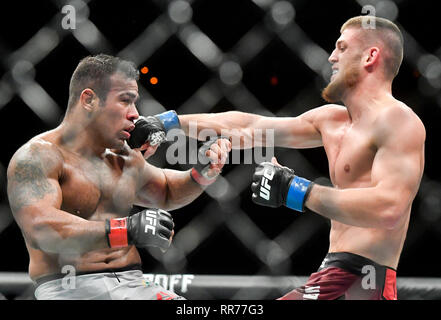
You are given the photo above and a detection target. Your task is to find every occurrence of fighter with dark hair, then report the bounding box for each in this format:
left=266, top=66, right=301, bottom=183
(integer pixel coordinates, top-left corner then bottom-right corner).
left=7, top=54, right=231, bottom=300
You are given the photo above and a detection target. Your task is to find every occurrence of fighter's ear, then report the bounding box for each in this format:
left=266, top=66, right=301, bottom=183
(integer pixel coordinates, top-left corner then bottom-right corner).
left=364, top=47, right=380, bottom=70
left=79, top=88, right=98, bottom=113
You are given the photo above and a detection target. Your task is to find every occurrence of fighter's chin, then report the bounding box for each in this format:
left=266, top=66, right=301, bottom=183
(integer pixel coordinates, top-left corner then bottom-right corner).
left=321, top=80, right=343, bottom=103
left=108, top=139, right=126, bottom=151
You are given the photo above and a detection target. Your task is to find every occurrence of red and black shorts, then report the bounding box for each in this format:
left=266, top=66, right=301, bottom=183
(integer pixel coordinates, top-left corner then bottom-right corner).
left=278, top=252, right=397, bottom=300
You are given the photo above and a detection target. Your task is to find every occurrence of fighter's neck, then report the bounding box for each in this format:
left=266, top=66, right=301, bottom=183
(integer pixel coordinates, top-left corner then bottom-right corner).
left=342, top=81, right=393, bottom=122
left=58, top=120, right=107, bottom=158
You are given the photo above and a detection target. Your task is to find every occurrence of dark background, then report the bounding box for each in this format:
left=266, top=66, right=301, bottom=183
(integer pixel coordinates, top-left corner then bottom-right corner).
left=0, top=0, right=440, bottom=282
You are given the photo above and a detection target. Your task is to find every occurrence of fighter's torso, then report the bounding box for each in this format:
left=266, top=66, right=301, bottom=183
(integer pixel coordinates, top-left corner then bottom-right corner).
left=59, top=147, right=137, bottom=219
left=28, top=130, right=145, bottom=280
left=318, top=107, right=409, bottom=269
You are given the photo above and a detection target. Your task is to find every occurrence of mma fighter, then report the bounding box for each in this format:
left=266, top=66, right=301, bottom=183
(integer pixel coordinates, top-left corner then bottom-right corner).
left=177, top=16, right=425, bottom=300
left=7, top=54, right=231, bottom=300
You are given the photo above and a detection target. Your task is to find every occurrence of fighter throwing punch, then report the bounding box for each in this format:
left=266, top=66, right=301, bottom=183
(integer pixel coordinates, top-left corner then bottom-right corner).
left=177, top=16, right=425, bottom=299
left=6, top=54, right=231, bottom=300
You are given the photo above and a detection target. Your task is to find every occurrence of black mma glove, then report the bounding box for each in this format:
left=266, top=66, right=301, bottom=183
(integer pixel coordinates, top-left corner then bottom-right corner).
left=128, top=110, right=181, bottom=148
left=106, top=208, right=174, bottom=251
left=190, top=136, right=229, bottom=186
left=251, top=161, right=314, bottom=212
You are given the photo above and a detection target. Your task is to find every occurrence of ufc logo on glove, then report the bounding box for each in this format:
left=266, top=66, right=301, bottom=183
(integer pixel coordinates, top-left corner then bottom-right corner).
left=259, top=167, right=275, bottom=200
left=252, top=162, right=313, bottom=212
left=144, top=210, right=158, bottom=235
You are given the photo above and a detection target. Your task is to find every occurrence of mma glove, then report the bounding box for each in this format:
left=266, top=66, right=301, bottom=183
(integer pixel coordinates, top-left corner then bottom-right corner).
left=251, top=162, right=314, bottom=212
left=190, top=136, right=228, bottom=186
left=128, top=110, right=181, bottom=148
left=106, top=208, right=174, bottom=251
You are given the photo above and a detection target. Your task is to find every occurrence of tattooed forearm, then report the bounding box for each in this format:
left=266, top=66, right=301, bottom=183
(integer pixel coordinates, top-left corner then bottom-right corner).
left=8, top=156, right=57, bottom=212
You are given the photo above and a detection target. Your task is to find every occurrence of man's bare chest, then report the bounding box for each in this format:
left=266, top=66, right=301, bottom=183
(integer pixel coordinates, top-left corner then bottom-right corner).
left=59, top=154, right=138, bottom=219
left=322, top=124, right=377, bottom=187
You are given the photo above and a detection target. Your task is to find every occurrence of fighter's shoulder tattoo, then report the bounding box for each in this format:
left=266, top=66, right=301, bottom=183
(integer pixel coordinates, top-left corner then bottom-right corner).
left=7, top=141, right=62, bottom=212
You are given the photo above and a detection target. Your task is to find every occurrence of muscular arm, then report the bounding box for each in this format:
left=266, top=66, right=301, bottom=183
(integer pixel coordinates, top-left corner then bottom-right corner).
left=134, top=163, right=205, bottom=211
left=179, top=106, right=341, bottom=149
left=133, top=137, right=230, bottom=211
left=7, top=141, right=108, bottom=254
left=305, top=108, right=425, bottom=229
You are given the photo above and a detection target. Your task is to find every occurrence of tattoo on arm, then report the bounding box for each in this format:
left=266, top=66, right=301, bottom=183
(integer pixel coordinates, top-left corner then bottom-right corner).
left=8, top=154, right=57, bottom=212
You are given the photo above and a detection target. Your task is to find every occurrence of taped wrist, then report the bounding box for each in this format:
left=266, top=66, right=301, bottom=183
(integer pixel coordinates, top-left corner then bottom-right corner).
left=154, top=110, right=181, bottom=132
left=105, top=218, right=129, bottom=248
left=285, top=177, right=314, bottom=212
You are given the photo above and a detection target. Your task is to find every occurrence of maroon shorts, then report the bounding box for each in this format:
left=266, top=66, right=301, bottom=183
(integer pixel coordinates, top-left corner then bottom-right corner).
left=278, top=252, right=397, bottom=300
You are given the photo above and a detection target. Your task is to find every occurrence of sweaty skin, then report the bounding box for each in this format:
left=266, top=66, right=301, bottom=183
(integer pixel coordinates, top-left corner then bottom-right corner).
left=7, top=73, right=230, bottom=281
left=178, top=27, right=425, bottom=269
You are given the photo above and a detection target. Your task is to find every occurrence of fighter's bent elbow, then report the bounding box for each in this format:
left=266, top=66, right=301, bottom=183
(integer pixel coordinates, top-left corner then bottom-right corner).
left=31, top=219, right=81, bottom=254
left=31, top=220, right=63, bottom=252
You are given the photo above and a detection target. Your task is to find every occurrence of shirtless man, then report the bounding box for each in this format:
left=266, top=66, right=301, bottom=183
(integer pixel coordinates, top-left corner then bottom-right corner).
left=6, top=54, right=231, bottom=300
left=177, top=16, right=425, bottom=299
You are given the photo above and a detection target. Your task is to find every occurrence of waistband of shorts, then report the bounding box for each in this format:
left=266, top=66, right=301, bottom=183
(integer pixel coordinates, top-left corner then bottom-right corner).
left=34, top=263, right=143, bottom=288
left=319, top=252, right=396, bottom=276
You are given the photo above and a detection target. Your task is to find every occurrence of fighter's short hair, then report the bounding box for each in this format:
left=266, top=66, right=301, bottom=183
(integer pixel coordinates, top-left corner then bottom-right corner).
left=341, top=16, right=404, bottom=80
left=67, top=54, right=139, bottom=111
